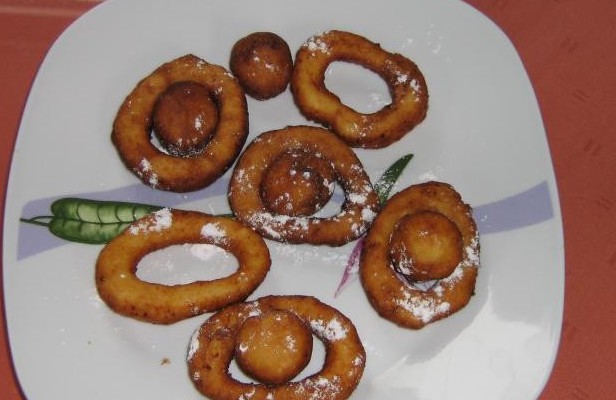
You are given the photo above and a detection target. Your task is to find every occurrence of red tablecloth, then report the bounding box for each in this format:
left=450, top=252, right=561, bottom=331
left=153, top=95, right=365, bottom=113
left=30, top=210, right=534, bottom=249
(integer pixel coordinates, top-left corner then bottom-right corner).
left=1, top=0, right=615, bottom=398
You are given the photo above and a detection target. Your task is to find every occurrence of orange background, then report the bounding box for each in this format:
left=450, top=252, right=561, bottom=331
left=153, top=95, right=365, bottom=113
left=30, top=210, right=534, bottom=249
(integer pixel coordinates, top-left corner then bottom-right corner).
left=1, top=0, right=615, bottom=398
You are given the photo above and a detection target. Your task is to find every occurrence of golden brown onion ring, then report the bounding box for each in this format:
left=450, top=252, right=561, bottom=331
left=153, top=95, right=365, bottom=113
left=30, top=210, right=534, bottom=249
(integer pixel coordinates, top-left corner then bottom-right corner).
left=228, top=125, right=380, bottom=246
left=360, top=181, right=480, bottom=329
left=112, top=54, right=248, bottom=192
left=95, top=209, right=270, bottom=324
left=291, top=30, right=428, bottom=149
left=187, top=295, right=366, bottom=400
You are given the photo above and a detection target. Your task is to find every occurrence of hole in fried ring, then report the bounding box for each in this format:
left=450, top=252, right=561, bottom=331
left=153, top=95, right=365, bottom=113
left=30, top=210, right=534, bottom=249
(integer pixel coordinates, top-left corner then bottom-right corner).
left=136, top=243, right=239, bottom=285
left=187, top=295, right=366, bottom=400
left=228, top=125, right=380, bottom=246
left=111, top=54, right=248, bottom=192
left=291, top=30, right=429, bottom=149
left=360, top=181, right=480, bottom=329
left=324, top=61, right=392, bottom=114
left=95, top=209, right=271, bottom=324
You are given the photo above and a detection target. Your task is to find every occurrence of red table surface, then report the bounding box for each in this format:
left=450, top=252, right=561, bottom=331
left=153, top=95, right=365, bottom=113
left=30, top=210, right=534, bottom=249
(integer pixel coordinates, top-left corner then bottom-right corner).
left=1, top=0, right=615, bottom=398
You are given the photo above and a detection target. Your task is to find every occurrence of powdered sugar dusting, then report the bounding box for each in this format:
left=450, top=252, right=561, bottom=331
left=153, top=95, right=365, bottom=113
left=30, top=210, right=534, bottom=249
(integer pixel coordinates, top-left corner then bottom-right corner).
left=347, top=192, right=368, bottom=205
left=139, top=158, right=152, bottom=172
left=248, top=211, right=310, bottom=240
left=310, top=317, right=348, bottom=341
left=129, top=208, right=172, bottom=235
left=463, top=234, right=481, bottom=266
left=396, top=291, right=451, bottom=323
left=244, top=301, right=263, bottom=318
left=294, top=375, right=342, bottom=399
left=187, top=327, right=201, bottom=361
left=238, top=387, right=256, bottom=400
left=396, top=73, right=409, bottom=84
left=416, top=170, right=441, bottom=183
left=194, top=115, right=203, bottom=130
left=361, top=207, right=377, bottom=223
left=135, top=158, right=159, bottom=187
left=305, top=32, right=331, bottom=55
left=285, top=334, right=297, bottom=351
left=200, top=222, right=227, bottom=244
left=410, top=78, right=421, bottom=92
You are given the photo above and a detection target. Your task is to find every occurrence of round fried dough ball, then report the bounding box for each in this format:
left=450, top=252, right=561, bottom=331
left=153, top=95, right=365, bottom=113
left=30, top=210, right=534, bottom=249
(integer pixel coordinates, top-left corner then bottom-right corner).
left=152, top=81, right=218, bottom=156
left=235, top=310, right=313, bottom=385
left=260, top=150, right=336, bottom=216
left=230, top=32, right=293, bottom=100
left=389, top=211, right=463, bottom=281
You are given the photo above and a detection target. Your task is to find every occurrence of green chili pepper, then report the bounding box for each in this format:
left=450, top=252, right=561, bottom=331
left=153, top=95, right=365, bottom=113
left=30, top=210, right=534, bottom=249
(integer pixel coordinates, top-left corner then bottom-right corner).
left=20, top=198, right=163, bottom=245
left=48, top=219, right=136, bottom=244
left=50, top=197, right=162, bottom=224
left=373, top=153, right=413, bottom=205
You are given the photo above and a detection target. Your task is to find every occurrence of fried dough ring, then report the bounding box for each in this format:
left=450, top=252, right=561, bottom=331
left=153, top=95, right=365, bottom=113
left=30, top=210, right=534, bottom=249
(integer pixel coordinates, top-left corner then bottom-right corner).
left=95, top=209, right=270, bottom=324
left=228, top=125, right=380, bottom=246
left=187, top=295, right=366, bottom=400
left=112, top=54, right=248, bottom=192
left=291, top=30, right=428, bottom=149
left=360, top=181, right=480, bottom=329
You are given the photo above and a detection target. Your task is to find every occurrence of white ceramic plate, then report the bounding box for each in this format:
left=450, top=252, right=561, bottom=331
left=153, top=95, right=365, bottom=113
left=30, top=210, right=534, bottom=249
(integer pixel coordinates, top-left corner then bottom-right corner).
left=3, top=0, right=564, bottom=398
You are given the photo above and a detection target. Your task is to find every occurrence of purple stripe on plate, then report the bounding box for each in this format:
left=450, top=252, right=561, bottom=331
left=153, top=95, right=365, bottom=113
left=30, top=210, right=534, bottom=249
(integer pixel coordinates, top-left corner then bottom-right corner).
left=16, top=179, right=553, bottom=260
left=473, top=180, right=554, bottom=235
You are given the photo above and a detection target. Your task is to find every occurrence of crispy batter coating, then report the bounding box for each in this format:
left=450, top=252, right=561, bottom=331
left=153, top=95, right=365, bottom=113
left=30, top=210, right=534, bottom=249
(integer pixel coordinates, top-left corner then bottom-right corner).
left=291, top=30, right=429, bottom=148
left=112, top=54, right=248, bottom=192
left=95, top=209, right=270, bottom=324
left=360, top=181, right=480, bottom=329
left=228, top=125, right=380, bottom=246
left=152, top=81, right=219, bottom=156
left=230, top=32, right=293, bottom=100
left=187, top=295, right=366, bottom=400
